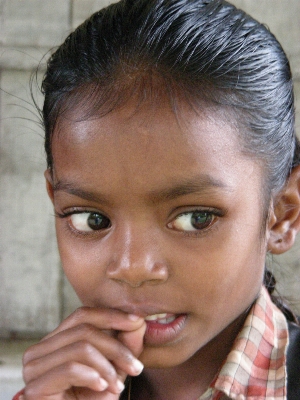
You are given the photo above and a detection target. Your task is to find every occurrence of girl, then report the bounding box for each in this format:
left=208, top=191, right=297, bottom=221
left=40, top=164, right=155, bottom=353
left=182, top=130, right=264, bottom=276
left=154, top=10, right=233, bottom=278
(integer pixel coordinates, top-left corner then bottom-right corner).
left=14, top=0, right=300, bottom=399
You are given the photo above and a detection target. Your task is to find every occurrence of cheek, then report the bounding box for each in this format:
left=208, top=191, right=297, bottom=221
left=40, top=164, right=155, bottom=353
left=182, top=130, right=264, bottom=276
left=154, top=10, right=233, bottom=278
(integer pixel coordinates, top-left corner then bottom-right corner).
left=171, top=222, right=266, bottom=308
left=55, top=225, right=109, bottom=301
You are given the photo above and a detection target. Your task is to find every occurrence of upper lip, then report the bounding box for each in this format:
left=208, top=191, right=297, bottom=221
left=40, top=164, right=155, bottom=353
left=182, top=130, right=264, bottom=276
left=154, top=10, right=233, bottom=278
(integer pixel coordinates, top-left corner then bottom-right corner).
left=107, top=304, right=181, bottom=318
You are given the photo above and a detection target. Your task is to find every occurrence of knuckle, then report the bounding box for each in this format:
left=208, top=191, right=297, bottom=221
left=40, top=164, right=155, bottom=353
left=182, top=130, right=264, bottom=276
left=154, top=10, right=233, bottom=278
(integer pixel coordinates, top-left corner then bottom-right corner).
left=22, top=367, right=30, bottom=384
left=24, top=384, right=41, bottom=399
left=23, top=387, right=34, bottom=399
left=22, top=350, right=30, bottom=366
left=78, top=340, right=96, bottom=356
left=77, top=322, right=98, bottom=337
left=104, top=362, right=118, bottom=380
left=71, top=306, right=91, bottom=322
left=65, top=360, right=80, bottom=375
left=116, top=346, right=133, bottom=363
left=22, top=360, right=36, bottom=383
left=22, top=346, right=36, bottom=365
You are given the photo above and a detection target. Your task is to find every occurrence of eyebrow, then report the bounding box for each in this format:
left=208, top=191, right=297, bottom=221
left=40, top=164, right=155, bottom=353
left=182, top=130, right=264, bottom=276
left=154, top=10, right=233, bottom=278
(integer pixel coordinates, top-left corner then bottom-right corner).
left=53, top=174, right=231, bottom=204
left=148, top=175, right=232, bottom=203
left=53, top=181, right=111, bottom=204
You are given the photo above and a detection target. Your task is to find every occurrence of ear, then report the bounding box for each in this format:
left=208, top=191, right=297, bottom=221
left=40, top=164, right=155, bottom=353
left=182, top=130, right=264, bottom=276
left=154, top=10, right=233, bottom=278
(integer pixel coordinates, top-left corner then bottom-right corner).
left=44, top=169, right=54, bottom=204
left=267, top=165, right=300, bottom=254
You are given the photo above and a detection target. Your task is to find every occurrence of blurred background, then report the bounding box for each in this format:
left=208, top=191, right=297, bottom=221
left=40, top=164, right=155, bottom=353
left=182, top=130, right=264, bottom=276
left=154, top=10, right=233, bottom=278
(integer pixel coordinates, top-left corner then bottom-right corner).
left=0, top=0, right=300, bottom=398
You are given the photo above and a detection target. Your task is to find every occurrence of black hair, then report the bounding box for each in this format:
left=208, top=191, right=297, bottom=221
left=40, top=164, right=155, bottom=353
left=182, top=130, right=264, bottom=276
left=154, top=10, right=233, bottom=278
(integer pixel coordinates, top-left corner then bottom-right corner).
left=41, top=0, right=300, bottom=321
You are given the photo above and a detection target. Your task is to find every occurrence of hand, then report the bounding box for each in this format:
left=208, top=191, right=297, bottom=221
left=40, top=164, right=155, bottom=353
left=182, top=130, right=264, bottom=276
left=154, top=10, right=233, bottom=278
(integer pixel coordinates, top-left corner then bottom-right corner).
left=22, top=307, right=146, bottom=399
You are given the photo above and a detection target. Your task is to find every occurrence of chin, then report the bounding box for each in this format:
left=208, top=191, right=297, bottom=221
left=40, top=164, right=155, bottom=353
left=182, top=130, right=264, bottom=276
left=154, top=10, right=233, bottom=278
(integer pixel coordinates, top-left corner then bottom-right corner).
left=139, top=345, right=196, bottom=369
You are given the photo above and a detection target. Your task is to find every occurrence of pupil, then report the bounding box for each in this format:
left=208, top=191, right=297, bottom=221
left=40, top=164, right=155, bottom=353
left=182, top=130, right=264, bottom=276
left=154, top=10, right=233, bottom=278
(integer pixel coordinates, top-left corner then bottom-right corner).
left=191, top=212, right=212, bottom=229
left=87, top=213, right=110, bottom=230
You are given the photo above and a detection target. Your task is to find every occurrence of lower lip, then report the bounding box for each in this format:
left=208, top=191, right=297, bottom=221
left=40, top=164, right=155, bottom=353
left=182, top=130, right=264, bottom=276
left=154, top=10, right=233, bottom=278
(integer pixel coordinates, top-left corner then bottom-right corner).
left=144, top=314, right=187, bottom=345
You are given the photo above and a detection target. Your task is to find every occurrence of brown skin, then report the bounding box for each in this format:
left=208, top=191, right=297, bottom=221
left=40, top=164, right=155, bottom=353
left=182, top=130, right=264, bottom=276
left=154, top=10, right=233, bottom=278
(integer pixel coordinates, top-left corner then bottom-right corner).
left=22, top=97, right=300, bottom=400
left=23, top=309, right=146, bottom=399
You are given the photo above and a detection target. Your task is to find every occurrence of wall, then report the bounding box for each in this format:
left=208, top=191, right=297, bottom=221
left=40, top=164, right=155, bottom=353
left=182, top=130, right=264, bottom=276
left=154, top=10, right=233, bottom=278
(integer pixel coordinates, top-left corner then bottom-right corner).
left=0, top=0, right=300, bottom=339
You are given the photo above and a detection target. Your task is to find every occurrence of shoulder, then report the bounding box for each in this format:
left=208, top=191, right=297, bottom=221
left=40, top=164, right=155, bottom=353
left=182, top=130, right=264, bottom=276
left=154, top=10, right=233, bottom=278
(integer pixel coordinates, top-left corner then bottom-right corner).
left=287, top=320, right=300, bottom=400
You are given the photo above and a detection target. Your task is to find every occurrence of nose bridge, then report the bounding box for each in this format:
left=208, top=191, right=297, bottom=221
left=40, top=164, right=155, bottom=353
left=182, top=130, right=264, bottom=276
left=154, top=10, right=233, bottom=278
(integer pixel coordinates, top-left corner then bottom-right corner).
left=106, top=222, right=168, bottom=286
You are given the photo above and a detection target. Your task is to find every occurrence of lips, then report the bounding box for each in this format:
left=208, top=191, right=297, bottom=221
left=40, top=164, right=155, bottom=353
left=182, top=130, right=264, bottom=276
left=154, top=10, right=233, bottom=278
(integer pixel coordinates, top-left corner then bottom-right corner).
left=143, top=313, right=187, bottom=345
left=107, top=305, right=188, bottom=345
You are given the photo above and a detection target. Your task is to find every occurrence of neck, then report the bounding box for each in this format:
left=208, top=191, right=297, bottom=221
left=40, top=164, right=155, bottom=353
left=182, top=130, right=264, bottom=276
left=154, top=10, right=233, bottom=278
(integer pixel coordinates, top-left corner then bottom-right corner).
left=131, top=314, right=246, bottom=400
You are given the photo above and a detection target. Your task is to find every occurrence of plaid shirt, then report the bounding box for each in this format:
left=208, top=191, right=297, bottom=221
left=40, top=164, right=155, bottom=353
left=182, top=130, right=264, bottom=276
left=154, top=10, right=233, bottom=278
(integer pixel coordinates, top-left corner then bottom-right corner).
left=199, top=286, right=288, bottom=400
left=13, top=286, right=288, bottom=400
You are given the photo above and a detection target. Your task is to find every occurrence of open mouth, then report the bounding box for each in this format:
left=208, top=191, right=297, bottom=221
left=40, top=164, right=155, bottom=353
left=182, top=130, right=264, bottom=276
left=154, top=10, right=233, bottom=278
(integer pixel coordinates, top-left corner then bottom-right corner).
left=143, top=313, right=187, bottom=345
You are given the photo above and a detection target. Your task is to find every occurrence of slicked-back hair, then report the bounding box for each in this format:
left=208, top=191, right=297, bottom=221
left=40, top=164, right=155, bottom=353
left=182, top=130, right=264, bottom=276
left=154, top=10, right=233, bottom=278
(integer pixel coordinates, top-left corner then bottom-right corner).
left=41, top=0, right=300, bottom=321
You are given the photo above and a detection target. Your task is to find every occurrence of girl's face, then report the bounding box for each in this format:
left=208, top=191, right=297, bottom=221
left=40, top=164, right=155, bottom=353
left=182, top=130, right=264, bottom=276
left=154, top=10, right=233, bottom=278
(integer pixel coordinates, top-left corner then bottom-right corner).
left=47, top=97, right=269, bottom=368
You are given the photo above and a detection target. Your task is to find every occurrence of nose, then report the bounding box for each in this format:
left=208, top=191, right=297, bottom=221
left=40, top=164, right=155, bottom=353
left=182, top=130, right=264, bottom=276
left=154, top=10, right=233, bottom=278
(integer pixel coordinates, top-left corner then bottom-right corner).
left=105, top=225, right=169, bottom=287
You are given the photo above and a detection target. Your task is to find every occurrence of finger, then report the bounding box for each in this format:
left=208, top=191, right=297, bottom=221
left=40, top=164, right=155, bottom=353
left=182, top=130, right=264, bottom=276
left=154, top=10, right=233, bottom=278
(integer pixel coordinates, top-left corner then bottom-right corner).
left=41, top=307, right=144, bottom=341
left=23, top=330, right=143, bottom=385
left=24, top=324, right=144, bottom=376
left=24, top=324, right=126, bottom=364
left=23, top=361, right=121, bottom=400
left=118, top=319, right=146, bottom=357
left=116, top=321, right=146, bottom=383
left=24, top=341, right=122, bottom=393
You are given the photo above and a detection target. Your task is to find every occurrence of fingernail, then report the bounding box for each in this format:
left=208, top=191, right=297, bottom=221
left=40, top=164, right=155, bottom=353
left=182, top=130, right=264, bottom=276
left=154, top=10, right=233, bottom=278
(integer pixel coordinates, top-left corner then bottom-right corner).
left=131, top=358, right=144, bottom=374
left=117, top=379, right=125, bottom=392
left=99, top=377, right=109, bottom=390
left=128, top=314, right=141, bottom=321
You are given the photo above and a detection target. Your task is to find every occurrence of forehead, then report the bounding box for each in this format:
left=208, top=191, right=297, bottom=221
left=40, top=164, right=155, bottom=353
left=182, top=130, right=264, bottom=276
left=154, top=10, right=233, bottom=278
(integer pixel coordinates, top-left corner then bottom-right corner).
left=53, top=98, right=239, bottom=155
left=51, top=98, right=260, bottom=198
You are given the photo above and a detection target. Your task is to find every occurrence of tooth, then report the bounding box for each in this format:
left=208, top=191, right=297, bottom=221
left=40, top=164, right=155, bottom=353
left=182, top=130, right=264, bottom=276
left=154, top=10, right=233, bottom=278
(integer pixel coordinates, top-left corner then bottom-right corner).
left=145, top=313, right=168, bottom=321
left=145, top=315, right=156, bottom=321
left=157, top=316, right=176, bottom=324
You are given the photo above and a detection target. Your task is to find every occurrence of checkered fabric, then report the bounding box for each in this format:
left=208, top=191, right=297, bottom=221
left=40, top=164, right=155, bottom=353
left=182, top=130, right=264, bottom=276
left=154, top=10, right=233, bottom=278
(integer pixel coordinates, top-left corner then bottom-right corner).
left=199, top=286, right=288, bottom=400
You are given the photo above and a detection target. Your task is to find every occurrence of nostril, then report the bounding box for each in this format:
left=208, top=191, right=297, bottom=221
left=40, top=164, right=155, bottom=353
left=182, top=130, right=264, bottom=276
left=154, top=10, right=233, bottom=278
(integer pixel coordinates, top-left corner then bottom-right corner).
left=111, top=277, right=167, bottom=288
left=106, top=260, right=169, bottom=287
left=119, top=279, right=144, bottom=288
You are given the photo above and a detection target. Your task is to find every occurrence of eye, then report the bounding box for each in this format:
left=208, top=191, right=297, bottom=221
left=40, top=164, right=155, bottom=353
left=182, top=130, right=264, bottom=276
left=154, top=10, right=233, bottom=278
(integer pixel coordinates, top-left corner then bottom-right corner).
left=70, top=212, right=111, bottom=232
left=168, top=211, right=215, bottom=232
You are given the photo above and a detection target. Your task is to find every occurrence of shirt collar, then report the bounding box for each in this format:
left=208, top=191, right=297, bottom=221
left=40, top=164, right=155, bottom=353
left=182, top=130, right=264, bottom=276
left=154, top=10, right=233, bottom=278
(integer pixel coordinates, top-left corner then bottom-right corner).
left=200, top=286, right=289, bottom=400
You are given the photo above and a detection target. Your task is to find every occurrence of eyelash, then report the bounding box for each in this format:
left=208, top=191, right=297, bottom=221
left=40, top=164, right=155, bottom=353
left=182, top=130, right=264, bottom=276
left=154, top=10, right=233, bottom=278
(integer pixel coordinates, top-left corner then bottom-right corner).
left=55, top=209, right=111, bottom=236
left=55, top=207, right=224, bottom=238
left=55, top=209, right=89, bottom=219
left=167, top=208, right=224, bottom=238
